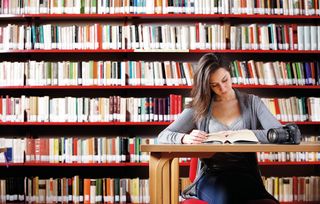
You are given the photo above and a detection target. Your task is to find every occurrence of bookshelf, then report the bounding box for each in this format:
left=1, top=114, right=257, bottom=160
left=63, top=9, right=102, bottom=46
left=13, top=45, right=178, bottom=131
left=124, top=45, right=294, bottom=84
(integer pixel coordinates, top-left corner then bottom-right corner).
left=1, top=161, right=320, bottom=167
left=0, top=1, right=320, bottom=203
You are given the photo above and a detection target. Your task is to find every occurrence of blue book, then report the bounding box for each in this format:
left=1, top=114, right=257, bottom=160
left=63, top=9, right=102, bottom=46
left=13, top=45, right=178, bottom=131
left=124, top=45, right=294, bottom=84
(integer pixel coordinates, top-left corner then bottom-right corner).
left=4, top=147, right=12, bottom=164
left=316, top=62, right=320, bottom=85
left=304, top=62, right=312, bottom=85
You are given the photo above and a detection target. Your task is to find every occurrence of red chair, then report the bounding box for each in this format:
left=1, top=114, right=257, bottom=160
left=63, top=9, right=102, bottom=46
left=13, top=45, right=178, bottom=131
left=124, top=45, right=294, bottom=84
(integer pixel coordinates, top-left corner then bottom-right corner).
left=181, top=158, right=278, bottom=204
left=181, top=158, right=207, bottom=204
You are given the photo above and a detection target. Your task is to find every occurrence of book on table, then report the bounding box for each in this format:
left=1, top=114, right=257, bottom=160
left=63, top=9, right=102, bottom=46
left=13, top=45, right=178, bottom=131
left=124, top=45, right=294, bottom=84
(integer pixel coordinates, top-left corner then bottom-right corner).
left=203, top=130, right=259, bottom=144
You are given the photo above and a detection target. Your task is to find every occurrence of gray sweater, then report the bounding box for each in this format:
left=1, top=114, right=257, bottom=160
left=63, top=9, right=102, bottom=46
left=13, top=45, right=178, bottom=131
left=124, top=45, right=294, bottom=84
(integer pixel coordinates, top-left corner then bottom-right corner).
left=158, top=89, right=281, bottom=144
left=157, top=89, right=282, bottom=198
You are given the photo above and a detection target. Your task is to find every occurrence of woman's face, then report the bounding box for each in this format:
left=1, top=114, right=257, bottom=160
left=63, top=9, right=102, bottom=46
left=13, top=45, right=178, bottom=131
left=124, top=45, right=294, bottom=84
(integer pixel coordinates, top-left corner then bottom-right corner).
left=209, top=67, right=233, bottom=97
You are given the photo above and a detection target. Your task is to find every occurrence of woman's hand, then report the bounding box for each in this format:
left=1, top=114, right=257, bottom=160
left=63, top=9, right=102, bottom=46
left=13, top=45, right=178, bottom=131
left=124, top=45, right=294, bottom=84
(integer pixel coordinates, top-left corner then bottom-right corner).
left=182, top=130, right=208, bottom=144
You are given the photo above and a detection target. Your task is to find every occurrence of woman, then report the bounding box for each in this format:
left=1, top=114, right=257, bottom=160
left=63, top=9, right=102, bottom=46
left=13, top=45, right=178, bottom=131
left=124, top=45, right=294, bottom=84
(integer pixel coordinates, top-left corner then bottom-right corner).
left=158, top=53, right=281, bottom=204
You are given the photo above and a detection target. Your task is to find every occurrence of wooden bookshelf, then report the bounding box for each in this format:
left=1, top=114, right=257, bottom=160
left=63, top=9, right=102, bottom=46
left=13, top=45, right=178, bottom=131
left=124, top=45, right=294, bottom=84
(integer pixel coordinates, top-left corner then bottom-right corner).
left=1, top=121, right=319, bottom=126
left=0, top=5, right=320, bottom=203
left=1, top=14, right=320, bottom=20
left=1, top=85, right=320, bottom=90
left=1, top=161, right=319, bottom=167
left=1, top=49, right=320, bottom=54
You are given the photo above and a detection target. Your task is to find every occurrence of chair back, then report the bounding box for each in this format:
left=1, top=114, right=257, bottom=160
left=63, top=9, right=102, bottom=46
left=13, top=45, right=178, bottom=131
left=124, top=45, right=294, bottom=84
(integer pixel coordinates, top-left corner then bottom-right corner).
left=189, top=157, right=199, bottom=182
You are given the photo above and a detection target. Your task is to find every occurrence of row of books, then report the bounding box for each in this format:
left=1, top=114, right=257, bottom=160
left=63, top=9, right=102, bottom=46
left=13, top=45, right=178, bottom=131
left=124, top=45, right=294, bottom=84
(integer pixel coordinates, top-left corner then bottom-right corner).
left=0, top=136, right=318, bottom=164
left=0, top=60, right=195, bottom=87
left=2, top=59, right=320, bottom=87
left=257, top=136, right=320, bottom=162
left=0, top=95, right=191, bottom=122
left=1, top=0, right=320, bottom=15
left=261, top=97, right=320, bottom=122
left=0, top=176, right=150, bottom=204
left=257, top=151, right=320, bottom=162
left=1, top=175, right=319, bottom=204
left=2, top=23, right=320, bottom=51
left=3, top=95, right=320, bottom=122
left=231, top=60, right=320, bottom=86
left=262, top=176, right=320, bottom=202
left=0, top=137, right=155, bottom=164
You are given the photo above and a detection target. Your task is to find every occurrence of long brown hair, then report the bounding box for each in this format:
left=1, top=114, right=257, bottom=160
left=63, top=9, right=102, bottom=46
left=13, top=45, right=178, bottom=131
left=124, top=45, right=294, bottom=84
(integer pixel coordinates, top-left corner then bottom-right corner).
left=188, top=53, right=231, bottom=121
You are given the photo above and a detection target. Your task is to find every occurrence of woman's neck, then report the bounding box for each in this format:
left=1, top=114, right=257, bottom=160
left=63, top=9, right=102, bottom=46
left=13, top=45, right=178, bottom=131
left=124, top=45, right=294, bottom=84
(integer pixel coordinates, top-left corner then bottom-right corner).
left=214, top=89, right=236, bottom=102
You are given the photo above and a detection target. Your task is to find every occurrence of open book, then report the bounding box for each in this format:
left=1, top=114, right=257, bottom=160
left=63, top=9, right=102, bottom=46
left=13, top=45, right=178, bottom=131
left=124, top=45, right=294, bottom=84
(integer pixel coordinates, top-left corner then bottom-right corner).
left=203, top=129, right=259, bottom=144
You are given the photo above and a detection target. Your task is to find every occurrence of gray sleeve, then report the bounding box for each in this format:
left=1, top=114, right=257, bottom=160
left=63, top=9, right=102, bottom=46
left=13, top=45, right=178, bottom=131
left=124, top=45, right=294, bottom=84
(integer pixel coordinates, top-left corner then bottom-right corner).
left=158, top=108, right=197, bottom=144
left=251, top=96, right=282, bottom=144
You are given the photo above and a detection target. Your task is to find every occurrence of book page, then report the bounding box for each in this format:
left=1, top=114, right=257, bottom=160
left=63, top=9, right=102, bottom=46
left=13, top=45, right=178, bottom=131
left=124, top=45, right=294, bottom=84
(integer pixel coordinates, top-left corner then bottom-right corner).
left=204, top=129, right=259, bottom=144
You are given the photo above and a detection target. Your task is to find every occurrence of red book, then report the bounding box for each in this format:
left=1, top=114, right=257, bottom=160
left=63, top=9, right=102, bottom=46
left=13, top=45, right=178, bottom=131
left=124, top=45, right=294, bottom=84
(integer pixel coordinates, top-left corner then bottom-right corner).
left=249, top=26, right=254, bottom=46
left=40, top=138, right=49, bottom=162
left=169, top=94, right=174, bottom=121
left=34, top=138, right=41, bottom=162
left=310, top=62, right=316, bottom=84
left=73, top=138, right=78, bottom=163
left=26, top=138, right=35, bottom=162
left=175, top=62, right=182, bottom=84
left=284, top=25, right=290, bottom=49
left=298, top=177, right=305, bottom=201
left=84, top=178, right=91, bottom=204
left=195, top=23, right=200, bottom=47
left=293, top=176, right=298, bottom=201
left=96, top=24, right=102, bottom=49
left=247, top=61, right=254, bottom=79
left=273, top=98, right=281, bottom=120
left=177, top=95, right=182, bottom=115
left=236, top=61, right=243, bottom=79
left=0, top=96, right=2, bottom=121
left=291, top=24, right=298, bottom=50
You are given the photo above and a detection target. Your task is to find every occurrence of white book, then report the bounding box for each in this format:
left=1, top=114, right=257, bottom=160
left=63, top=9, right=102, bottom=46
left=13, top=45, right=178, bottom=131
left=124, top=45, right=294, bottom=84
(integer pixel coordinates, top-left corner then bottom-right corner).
left=131, top=25, right=138, bottom=49
left=230, top=26, right=237, bottom=50
left=169, top=26, right=176, bottom=49
left=171, top=61, right=179, bottom=85
left=303, top=26, right=311, bottom=50
left=263, top=62, right=276, bottom=85
left=310, top=26, right=318, bottom=50
left=260, top=26, right=270, bottom=50
left=120, top=98, right=126, bottom=122
left=273, top=62, right=284, bottom=85
left=318, top=26, right=320, bottom=50
left=120, top=61, right=126, bottom=86
left=297, top=26, right=304, bottom=50
left=189, top=26, right=196, bottom=49
left=204, top=0, right=210, bottom=14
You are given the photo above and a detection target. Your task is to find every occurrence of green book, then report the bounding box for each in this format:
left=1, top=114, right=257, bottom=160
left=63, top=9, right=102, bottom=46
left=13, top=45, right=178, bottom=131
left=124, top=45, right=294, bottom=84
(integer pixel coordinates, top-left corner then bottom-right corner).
left=286, top=63, right=292, bottom=81
left=295, top=62, right=302, bottom=83
left=114, top=178, right=120, bottom=202
left=80, top=0, right=85, bottom=13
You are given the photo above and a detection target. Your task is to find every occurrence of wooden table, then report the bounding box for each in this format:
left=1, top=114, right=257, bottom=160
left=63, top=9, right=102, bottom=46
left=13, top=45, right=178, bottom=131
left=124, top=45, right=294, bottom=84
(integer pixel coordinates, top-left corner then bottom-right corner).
left=0, top=148, right=6, bottom=153
left=141, top=143, right=320, bottom=204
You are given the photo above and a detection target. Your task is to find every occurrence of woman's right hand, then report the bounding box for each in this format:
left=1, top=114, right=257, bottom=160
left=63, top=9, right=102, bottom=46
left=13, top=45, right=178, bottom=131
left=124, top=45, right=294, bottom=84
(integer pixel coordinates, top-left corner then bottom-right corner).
left=182, top=130, right=208, bottom=144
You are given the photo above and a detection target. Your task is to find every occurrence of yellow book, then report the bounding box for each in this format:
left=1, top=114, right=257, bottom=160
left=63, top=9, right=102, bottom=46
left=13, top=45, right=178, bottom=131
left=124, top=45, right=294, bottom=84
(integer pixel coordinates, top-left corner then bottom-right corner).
left=273, top=177, right=279, bottom=200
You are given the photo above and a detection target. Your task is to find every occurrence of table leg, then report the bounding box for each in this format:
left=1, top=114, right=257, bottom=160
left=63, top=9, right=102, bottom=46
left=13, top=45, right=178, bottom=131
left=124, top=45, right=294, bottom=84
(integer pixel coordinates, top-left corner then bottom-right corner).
left=149, top=153, right=172, bottom=204
left=171, top=158, right=179, bottom=204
